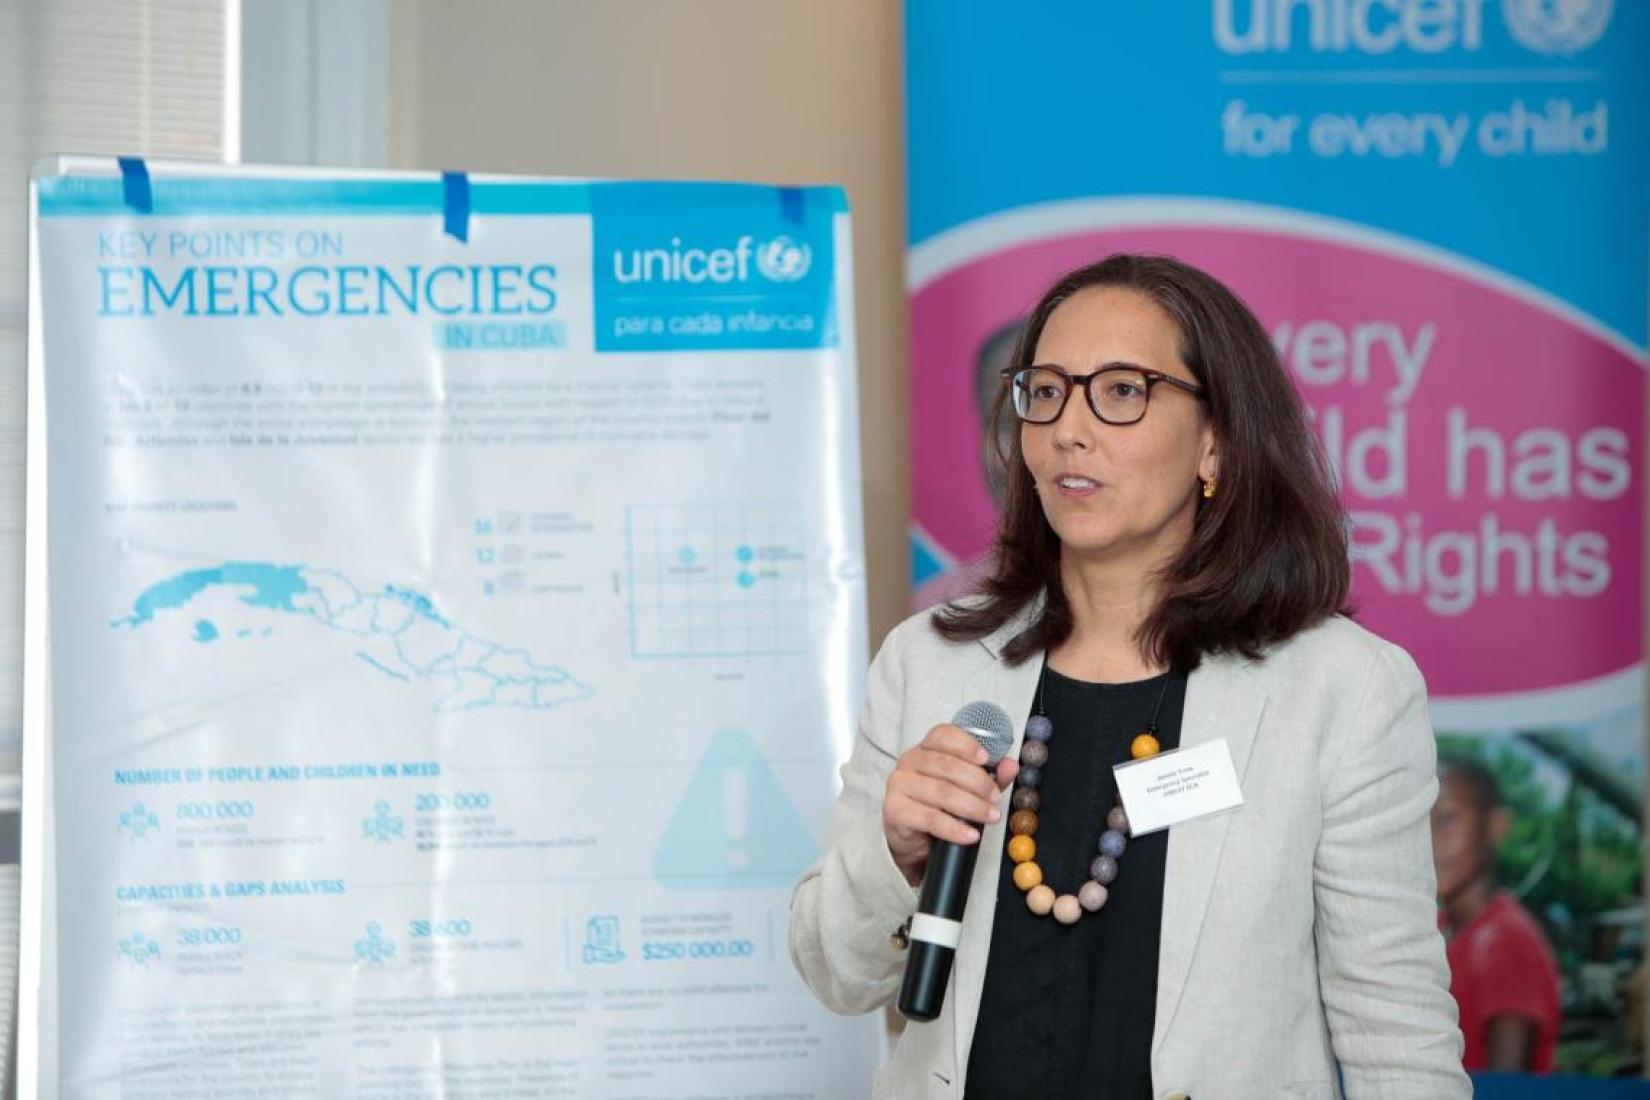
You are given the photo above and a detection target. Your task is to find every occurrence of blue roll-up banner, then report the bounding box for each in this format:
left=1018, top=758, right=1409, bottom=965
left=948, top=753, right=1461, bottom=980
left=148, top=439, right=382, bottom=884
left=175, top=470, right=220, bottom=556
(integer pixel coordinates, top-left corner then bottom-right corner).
left=22, top=160, right=879, bottom=1095
left=907, top=1, right=1646, bottom=1092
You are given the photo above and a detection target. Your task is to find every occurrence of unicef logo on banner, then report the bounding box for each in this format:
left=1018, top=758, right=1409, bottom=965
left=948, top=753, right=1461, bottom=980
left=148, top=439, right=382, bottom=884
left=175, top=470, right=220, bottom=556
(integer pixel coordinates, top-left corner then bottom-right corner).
left=1214, top=0, right=1614, bottom=55
left=1502, top=0, right=1613, bottom=54
left=756, top=235, right=812, bottom=282
left=609, top=233, right=812, bottom=285
left=591, top=182, right=841, bottom=352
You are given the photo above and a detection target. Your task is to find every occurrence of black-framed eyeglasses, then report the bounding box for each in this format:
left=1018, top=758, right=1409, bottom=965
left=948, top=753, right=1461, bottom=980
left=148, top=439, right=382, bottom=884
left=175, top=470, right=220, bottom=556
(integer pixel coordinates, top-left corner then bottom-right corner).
left=1001, top=364, right=1207, bottom=426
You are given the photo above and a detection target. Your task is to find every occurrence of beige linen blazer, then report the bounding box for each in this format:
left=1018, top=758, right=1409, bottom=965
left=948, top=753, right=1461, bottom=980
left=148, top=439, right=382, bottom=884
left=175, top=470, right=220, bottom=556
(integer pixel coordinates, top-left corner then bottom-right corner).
left=789, top=607, right=1470, bottom=1100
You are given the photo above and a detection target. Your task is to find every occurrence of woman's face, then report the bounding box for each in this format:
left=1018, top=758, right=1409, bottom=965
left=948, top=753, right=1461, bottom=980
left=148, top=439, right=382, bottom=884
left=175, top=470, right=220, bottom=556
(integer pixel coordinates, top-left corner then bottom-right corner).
left=1020, top=286, right=1217, bottom=565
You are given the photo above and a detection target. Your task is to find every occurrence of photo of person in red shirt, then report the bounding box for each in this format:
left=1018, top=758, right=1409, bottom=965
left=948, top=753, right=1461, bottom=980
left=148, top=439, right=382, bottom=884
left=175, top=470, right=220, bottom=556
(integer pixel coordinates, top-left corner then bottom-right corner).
left=1432, top=757, right=1563, bottom=1073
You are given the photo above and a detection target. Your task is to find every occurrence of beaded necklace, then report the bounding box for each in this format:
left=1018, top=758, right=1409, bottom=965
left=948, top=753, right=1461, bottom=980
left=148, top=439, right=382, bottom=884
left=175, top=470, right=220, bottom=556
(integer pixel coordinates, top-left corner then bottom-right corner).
left=1006, top=663, right=1174, bottom=923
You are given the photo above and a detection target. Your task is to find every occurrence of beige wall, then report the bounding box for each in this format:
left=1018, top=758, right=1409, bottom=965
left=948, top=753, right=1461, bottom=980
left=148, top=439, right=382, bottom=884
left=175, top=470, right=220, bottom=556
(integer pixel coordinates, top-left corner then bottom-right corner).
left=386, top=0, right=911, bottom=646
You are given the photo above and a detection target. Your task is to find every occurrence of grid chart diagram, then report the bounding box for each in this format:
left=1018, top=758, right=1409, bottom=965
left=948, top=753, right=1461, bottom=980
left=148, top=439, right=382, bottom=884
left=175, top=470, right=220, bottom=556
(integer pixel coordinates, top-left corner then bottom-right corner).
left=626, top=503, right=809, bottom=659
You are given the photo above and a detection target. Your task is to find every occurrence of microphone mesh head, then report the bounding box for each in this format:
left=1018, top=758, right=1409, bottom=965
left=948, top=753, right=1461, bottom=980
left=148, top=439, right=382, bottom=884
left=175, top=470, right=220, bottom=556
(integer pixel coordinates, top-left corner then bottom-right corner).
left=951, top=701, right=1016, bottom=765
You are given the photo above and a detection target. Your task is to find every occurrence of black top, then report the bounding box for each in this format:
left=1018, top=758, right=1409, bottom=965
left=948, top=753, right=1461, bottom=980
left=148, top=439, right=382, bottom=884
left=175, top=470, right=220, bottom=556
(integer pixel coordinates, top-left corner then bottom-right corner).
left=964, top=665, right=1187, bottom=1100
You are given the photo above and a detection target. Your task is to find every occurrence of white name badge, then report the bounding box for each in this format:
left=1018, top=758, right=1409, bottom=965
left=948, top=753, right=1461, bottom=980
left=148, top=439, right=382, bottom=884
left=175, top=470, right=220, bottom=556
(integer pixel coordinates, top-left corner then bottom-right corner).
left=1113, top=739, right=1244, bottom=835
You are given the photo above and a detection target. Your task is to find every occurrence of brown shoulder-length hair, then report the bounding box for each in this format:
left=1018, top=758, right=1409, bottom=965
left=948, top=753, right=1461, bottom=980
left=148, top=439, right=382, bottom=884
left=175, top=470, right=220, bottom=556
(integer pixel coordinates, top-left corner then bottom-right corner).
left=933, top=253, right=1351, bottom=669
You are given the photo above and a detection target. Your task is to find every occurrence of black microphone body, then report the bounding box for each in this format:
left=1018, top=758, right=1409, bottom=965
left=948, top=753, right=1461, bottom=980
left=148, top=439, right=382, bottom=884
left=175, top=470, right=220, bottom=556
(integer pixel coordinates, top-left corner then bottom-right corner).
left=896, top=701, right=1015, bottom=1022
left=896, top=829, right=981, bottom=1021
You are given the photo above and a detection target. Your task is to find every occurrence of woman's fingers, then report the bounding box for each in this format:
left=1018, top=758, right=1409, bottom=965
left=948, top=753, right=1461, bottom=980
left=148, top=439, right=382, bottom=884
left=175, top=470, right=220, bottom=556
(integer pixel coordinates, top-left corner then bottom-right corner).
left=905, top=748, right=999, bottom=806
left=885, top=793, right=980, bottom=847
left=919, top=722, right=992, bottom=764
left=884, top=723, right=1014, bottom=876
left=891, top=770, right=1000, bottom=828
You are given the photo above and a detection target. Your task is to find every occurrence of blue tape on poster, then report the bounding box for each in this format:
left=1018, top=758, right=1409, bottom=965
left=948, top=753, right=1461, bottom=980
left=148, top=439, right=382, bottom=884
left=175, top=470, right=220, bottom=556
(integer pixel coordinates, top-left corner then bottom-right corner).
left=442, top=172, right=471, bottom=242
left=116, top=157, right=152, bottom=214
left=778, top=186, right=805, bottom=226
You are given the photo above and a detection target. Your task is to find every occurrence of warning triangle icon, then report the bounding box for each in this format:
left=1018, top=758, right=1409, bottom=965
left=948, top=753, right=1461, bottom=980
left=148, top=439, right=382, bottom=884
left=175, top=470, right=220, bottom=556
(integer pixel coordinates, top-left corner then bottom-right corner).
left=652, top=729, right=818, bottom=890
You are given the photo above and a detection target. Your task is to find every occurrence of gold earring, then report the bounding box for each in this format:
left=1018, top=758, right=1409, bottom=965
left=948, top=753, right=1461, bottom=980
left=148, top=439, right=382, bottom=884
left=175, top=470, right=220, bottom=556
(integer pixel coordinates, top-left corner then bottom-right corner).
left=1202, top=477, right=1217, bottom=500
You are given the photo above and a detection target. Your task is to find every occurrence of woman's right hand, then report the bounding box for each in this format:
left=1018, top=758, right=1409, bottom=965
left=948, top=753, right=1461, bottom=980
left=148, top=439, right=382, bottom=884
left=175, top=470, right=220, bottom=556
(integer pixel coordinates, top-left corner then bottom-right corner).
left=883, top=724, right=1019, bottom=886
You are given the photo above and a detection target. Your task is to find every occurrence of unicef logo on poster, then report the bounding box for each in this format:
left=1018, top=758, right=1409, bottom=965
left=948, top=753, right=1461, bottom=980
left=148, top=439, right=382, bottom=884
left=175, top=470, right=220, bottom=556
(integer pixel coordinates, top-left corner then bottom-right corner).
left=756, top=235, right=812, bottom=282
left=1502, top=0, right=1613, bottom=53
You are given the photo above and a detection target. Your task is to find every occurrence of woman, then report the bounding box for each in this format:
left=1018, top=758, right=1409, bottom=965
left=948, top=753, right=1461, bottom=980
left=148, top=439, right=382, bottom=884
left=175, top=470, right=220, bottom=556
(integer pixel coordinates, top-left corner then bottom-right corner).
left=789, top=254, right=1468, bottom=1098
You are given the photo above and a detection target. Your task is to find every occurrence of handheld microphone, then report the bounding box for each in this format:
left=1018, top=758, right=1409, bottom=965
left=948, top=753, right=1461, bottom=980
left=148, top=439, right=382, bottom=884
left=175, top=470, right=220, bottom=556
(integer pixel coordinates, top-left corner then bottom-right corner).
left=896, top=700, right=1016, bottom=1022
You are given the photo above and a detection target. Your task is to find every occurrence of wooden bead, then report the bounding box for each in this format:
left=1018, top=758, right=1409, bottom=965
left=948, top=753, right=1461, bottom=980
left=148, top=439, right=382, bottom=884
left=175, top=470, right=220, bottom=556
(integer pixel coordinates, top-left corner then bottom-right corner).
left=1012, top=860, right=1043, bottom=891
left=1052, top=894, right=1082, bottom=924
left=1130, top=732, right=1161, bottom=759
left=1079, top=881, right=1109, bottom=911
left=1008, top=809, right=1039, bottom=836
left=1006, top=834, right=1036, bottom=864
left=1026, top=884, right=1055, bottom=915
left=1018, top=739, right=1049, bottom=768
left=1010, top=788, right=1040, bottom=812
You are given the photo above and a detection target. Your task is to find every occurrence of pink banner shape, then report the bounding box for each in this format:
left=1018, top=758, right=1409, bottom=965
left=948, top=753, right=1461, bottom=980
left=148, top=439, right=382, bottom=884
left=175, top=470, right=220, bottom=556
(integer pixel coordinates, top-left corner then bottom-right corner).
left=911, top=226, right=1642, bottom=699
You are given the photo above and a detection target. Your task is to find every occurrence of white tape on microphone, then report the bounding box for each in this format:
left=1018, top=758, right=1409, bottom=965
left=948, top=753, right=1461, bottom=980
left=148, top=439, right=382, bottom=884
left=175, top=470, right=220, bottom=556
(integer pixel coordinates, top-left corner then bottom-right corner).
left=908, top=912, right=964, bottom=949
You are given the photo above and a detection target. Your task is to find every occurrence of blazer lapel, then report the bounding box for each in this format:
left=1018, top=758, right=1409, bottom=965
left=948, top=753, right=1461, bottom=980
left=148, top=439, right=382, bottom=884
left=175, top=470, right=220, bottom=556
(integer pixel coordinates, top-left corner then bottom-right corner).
left=1152, top=651, right=1268, bottom=1058
left=950, top=624, right=1043, bottom=1083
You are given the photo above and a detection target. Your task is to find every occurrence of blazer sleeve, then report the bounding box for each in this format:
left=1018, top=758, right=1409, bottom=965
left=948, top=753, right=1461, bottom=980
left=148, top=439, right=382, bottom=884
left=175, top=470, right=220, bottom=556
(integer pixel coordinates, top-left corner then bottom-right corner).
left=1312, top=640, right=1471, bottom=1098
left=788, top=621, right=923, bottom=1015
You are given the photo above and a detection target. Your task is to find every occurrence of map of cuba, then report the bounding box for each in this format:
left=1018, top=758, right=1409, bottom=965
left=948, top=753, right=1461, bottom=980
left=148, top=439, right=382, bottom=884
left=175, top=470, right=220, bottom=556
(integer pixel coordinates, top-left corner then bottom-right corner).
left=112, top=562, right=593, bottom=713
